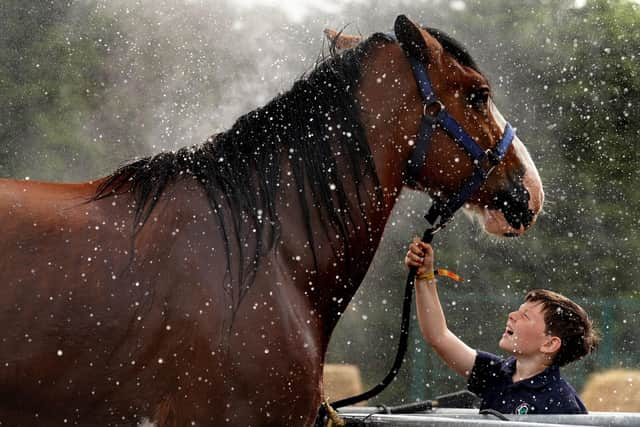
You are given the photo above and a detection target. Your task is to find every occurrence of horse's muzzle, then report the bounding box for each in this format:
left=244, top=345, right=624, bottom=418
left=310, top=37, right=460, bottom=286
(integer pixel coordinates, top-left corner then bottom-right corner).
left=492, top=183, right=535, bottom=231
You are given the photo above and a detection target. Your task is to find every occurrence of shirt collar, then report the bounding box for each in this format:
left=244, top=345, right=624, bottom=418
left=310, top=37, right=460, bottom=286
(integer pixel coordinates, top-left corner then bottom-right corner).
left=502, top=356, right=560, bottom=389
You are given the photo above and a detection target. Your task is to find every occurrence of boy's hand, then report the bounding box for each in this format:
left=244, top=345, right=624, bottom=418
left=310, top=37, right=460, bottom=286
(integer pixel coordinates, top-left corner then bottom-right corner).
left=405, top=238, right=435, bottom=276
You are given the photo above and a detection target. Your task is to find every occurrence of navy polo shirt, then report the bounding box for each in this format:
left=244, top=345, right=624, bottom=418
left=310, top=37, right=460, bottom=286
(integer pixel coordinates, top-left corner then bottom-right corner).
left=467, top=351, right=587, bottom=415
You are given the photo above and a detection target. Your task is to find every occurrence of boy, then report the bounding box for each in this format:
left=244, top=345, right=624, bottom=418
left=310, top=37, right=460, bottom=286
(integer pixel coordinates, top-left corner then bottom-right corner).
left=405, top=239, right=600, bottom=414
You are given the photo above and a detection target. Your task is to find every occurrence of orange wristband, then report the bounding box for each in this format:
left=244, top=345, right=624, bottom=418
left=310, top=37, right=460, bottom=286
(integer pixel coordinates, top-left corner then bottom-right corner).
left=415, top=269, right=463, bottom=283
left=416, top=272, right=435, bottom=281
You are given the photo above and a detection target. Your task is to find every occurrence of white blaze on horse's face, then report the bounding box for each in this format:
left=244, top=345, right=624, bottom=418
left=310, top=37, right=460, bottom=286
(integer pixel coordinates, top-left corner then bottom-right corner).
left=467, top=100, right=544, bottom=236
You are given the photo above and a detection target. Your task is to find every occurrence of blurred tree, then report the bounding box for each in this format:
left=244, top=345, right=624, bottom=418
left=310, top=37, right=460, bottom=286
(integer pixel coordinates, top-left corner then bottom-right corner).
left=0, top=0, right=125, bottom=180
left=538, top=0, right=640, bottom=298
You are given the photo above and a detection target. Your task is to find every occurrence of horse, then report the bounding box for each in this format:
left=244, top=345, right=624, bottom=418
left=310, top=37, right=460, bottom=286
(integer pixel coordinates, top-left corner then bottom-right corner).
left=0, top=15, right=543, bottom=427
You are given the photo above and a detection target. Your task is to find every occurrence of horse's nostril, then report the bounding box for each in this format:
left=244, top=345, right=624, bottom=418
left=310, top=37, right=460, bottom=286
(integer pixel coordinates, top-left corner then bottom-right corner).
left=493, top=185, right=534, bottom=230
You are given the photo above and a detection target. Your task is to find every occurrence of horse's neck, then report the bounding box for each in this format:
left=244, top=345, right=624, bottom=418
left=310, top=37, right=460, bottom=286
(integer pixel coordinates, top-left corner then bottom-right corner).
left=287, top=181, right=392, bottom=344
left=306, top=42, right=421, bottom=340
left=329, top=40, right=421, bottom=264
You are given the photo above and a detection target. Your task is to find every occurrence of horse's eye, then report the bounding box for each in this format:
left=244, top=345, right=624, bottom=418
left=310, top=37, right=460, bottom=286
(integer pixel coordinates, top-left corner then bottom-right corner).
left=469, top=89, right=490, bottom=110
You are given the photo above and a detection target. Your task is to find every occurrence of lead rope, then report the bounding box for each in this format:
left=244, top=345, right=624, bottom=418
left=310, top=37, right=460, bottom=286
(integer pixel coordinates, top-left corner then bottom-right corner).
left=316, top=227, right=448, bottom=427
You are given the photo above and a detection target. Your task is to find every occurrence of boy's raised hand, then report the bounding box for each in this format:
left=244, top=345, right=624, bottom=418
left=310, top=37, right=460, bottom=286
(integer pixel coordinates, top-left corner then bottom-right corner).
left=405, top=239, right=477, bottom=378
left=405, top=238, right=435, bottom=276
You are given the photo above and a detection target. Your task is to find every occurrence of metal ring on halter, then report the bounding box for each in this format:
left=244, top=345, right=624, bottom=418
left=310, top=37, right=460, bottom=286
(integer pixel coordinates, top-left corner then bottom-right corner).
left=482, top=148, right=503, bottom=176
left=423, top=100, right=445, bottom=117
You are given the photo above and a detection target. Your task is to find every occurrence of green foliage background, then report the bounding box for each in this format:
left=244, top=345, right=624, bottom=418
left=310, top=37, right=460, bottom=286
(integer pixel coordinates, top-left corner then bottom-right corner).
left=2, top=0, right=639, bottom=406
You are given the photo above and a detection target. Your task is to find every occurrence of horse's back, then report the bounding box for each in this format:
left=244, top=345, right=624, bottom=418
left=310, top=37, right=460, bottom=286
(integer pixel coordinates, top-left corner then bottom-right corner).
left=0, top=177, right=98, bottom=209
left=0, top=177, right=127, bottom=277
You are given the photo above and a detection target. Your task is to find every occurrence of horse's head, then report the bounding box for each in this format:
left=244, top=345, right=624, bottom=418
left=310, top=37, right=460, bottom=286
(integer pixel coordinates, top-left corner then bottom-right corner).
left=326, top=16, right=544, bottom=237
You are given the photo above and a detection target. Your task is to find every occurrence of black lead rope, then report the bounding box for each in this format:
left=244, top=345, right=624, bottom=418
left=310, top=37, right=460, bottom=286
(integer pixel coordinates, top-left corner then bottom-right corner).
left=315, top=226, right=441, bottom=427
left=330, top=227, right=436, bottom=409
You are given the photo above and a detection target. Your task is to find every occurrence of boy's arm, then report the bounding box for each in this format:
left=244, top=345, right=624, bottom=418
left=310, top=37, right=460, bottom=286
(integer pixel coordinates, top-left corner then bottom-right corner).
left=406, top=240, right=477, bottom=378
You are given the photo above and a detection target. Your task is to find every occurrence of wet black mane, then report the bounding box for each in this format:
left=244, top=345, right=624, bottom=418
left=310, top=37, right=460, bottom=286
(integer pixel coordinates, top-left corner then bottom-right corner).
left=94, top=33, right=391, bottom=294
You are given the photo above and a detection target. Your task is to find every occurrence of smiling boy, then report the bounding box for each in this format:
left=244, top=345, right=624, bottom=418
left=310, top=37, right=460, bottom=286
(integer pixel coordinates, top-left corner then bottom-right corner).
left=405, top=239, right=600, bottom=414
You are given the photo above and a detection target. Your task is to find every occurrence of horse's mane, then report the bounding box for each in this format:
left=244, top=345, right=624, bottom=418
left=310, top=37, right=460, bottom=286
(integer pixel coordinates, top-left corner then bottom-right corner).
left=424, top=26, right=480, bottom=73
left=93, top=33, right=392, bottom=292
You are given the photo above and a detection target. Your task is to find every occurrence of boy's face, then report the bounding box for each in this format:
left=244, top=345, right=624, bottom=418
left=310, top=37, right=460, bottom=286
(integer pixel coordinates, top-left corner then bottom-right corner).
left=499, top=301, right=552, bottom=356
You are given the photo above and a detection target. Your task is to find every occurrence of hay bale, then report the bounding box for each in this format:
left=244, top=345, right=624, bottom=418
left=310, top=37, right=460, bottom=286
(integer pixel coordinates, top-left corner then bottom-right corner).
left=323, top=363, right=365, bottom=405
left=581, top=369, right=640, bottom=412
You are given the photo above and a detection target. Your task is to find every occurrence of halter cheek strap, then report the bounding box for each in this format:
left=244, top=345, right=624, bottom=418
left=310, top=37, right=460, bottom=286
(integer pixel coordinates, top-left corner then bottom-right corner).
left=388, top=34, right=515, bottom=231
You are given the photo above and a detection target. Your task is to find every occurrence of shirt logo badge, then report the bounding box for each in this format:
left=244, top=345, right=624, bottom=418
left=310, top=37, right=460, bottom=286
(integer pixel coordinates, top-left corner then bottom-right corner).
left=515, top=403, right=531, bottom=415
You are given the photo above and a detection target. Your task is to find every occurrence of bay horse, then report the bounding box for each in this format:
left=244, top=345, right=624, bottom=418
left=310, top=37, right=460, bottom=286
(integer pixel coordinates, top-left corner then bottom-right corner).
left=0, top=15, right=543, bottom=427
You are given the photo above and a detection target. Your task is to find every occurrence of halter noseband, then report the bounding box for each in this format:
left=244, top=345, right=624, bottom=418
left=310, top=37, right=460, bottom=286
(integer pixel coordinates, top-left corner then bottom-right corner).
left=389, top=33, right=515, bottom=232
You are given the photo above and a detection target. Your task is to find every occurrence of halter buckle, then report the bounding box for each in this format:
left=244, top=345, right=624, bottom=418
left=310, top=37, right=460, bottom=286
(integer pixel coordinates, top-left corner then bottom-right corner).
left=478, top=148, right=501, bottom=177
left=423, top=100, right=445, bottom=118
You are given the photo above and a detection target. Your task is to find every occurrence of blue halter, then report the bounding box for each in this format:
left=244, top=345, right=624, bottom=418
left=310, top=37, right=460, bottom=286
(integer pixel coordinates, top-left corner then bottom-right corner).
left=389, top=34, right=515, bottom=230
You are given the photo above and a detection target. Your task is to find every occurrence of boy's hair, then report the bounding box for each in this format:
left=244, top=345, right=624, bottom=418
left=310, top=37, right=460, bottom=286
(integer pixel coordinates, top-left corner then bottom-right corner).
left=525, top=289, right=600, bottom=367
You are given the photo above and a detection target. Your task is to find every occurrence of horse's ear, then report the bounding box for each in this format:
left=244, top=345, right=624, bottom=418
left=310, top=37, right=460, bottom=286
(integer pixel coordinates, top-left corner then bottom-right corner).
left=324, top=28, right=361, bottom=50
left=394, top=15, right=432, bottom=63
